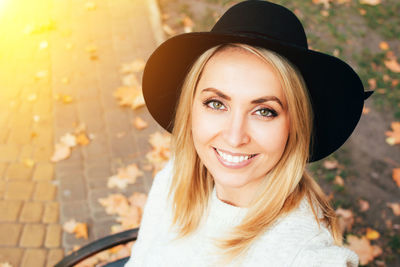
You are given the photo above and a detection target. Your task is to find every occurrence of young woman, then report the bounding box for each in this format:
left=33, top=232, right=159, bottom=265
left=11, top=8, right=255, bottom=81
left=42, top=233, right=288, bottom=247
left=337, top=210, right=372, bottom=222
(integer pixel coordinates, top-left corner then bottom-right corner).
left=125, top=1, right=372, bottom=266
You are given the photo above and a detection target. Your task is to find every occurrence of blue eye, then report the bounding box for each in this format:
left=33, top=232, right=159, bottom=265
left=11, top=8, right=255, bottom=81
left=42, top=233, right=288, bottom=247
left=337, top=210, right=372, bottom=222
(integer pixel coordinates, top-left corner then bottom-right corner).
left=204, top=100, right=225, bottom=110
left=255, top=108, right=277, bottom=117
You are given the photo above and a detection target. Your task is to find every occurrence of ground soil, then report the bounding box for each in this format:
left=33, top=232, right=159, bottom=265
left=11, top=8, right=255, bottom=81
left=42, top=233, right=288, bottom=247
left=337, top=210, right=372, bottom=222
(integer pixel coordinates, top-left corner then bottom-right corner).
left=157, top=0, right=400, bottom=266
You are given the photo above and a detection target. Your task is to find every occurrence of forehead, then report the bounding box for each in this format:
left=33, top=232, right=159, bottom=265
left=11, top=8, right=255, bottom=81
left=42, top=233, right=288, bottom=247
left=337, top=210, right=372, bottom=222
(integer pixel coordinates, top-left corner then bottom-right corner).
left=196, top=47, right=286, bottom=103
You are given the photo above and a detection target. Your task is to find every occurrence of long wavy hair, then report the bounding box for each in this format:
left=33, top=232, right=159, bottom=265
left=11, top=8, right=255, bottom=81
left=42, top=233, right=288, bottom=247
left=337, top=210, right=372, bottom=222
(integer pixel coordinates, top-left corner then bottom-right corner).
left=168, top=43, right=342, bottom=263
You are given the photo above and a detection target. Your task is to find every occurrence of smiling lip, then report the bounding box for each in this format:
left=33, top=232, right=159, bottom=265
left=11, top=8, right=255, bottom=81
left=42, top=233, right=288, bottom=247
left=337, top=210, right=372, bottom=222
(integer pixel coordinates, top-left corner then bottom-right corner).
left=213, top=147, right=258, bottom=169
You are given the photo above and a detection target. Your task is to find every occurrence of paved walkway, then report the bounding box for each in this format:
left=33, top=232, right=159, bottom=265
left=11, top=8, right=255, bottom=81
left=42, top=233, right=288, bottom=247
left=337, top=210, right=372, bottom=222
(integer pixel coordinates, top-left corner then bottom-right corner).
left=0, top=0, right=165, bottom=265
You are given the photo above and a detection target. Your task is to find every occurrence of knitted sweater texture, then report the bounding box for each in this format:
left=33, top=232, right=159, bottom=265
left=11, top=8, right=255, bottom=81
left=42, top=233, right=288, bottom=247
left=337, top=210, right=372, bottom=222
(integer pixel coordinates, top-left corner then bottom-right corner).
left=125, top=160, right=359, bottom=267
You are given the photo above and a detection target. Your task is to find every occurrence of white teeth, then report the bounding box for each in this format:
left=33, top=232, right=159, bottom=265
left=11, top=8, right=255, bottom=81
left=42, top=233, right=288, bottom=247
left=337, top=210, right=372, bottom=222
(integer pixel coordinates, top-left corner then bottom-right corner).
left=216, top=149, right=254, bottom=163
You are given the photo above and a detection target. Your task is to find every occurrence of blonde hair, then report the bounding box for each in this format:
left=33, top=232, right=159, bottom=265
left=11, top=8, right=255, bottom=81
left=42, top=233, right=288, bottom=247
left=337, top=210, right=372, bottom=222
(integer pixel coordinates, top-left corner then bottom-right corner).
left=169, top=43, right=342, bottom=263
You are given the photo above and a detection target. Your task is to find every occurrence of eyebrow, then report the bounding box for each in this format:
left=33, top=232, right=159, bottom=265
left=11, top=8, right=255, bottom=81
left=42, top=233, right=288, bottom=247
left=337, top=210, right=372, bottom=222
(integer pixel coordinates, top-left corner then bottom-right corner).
left=201, top=87, right=284, bottom=108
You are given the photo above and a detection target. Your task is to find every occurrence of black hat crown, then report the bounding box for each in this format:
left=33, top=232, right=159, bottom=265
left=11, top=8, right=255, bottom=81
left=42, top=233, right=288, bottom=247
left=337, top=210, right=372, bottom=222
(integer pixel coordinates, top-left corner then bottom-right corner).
left=212, top=1, right=308, bottom=49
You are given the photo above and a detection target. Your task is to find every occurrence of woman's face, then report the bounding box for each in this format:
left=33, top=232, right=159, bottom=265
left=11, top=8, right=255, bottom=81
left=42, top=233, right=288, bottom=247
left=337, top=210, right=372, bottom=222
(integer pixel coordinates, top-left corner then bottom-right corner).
left=191, top=47, right=290, bottom=206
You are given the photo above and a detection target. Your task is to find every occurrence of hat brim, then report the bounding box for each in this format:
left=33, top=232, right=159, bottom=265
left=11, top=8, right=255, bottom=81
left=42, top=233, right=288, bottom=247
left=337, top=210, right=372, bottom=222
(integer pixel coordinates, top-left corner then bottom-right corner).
left=143, top=32, right=365, bottom=162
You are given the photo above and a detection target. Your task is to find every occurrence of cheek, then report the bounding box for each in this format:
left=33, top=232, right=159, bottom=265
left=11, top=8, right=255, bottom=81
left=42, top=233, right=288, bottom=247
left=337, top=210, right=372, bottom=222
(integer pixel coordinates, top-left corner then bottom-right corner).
left=252, top=120, right=289, bottom=154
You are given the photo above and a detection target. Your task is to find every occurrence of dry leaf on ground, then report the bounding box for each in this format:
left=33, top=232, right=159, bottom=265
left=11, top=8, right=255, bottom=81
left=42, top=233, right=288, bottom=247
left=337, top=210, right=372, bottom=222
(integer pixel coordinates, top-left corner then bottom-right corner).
left=163, top=24, right=176, bottom=35
left=359, top=0, right=381, bottom=5
left=392, top=168, right=400, bottom=187
left=98, top=194, right=130, bottom=215
left=333, top=176, right=344, bottom=186
left=362, top=107, right=370, bottom=114
left=107, top=164, right=144, bottom=189
left=182, top=15, right=194, bottom=33
left=323, top=159, right=338, bottom=170
left=120, top=59, right=146, bottom=73
left=386, top=202, right=400, bottom=216
left=113, top=86, right=145, bottom=110
left=335, top=208, right=354, bottom=234
left=63, top=219, right=88, bottom=240
left=345, top=235, right=382, bottom=265
left=76, top=132, right=90, bottom=146
left=146, top=131, right=172, bottom=175
left=60, top=133, right=77, bottom=147
left=366, top=228, right=380, bottom=240
left=312, top=0, right=330, bottom=9
left=358, top=199, right=370, bottom=212
left=133, top=116, right=148, bottom=130
left=379, top=41, right=389, bottom=51
left=0, top=262, right=13, bottom=267
left=385, top=122, right=400, bottom=145
left=51, top=143, right=71, bottom=162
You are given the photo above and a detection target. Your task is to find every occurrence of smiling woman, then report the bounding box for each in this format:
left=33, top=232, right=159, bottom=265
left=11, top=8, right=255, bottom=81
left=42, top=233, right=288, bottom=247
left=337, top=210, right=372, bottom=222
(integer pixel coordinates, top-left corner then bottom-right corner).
left=125, top=1, right=372, bottom=266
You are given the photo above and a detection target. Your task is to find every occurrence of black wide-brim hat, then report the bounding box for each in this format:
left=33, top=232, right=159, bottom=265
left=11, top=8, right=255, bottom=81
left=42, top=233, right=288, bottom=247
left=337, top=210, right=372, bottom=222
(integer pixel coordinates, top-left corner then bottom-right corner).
left=143, top=0, right=372, bottom=162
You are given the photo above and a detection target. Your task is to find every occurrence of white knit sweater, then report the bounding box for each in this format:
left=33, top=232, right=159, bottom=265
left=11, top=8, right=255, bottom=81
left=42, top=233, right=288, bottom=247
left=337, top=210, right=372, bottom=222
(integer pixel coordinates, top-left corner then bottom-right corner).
left=125, top=160, right=359, bottom=267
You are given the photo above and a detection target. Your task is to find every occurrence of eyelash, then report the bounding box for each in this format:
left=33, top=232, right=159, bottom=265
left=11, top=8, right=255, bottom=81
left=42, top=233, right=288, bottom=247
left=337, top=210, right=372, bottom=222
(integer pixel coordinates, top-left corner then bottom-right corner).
left=202, top=99, right=278, bottom=118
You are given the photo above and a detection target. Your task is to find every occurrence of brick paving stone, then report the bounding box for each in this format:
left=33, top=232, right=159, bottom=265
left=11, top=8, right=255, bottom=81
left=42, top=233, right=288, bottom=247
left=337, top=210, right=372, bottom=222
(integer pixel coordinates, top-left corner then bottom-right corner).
left=46, top=248, right=64, bottom=267
left=33, top=145, right=53, bottom=162
left=59, top=180, right=86, bottom=202
left=0, top=248, right=23, bottom=267
left=60, top=200, right=90, bottom=222
left=21, top=248, right=46, bottom=267
left=8, top=126, right=32, bottom=145
left=0, top=163, right=6, bottom=178
left=0, top=180, right=5, bottom=198
left=44, top=224, right=62, bottom=248
left=4, top=181, right=34, bottom=200
left=0, top=144, right=19, bottom=162
left=43, top=202, right=59, bottom=223
left=20, top=224, right=45, bottom=247
left=20, top=145, right=34, bottom=159
left=5, top=162, right=33, bottom=181
left=19, top=202, right=44, bottom=223
left=0, top=223, right=22, bottom=246
left=33, top=181, right=57, bottom=201
left=0, top=200, right=22, bottom=222
left=33, top=162, right=54, bottom=181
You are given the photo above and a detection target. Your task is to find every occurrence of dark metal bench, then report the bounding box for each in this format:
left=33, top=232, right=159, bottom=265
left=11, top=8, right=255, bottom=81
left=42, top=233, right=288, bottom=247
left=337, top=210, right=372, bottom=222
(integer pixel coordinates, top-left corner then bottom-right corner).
left=55, top=228, right=139, bottom=267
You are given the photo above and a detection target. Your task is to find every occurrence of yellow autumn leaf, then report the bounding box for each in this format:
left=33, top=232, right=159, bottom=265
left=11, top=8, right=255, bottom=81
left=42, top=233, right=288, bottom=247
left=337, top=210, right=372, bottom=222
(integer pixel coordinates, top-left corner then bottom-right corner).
left=385, top=122, right=400, bottom=145
left=392, top=168, right=400, bottom=187
left=76, top=132, right=90, bottom=146
left=74, top=222, right=88, bottom=239
left=365, top=228, right=380, bottom=240
left=133, top=116, right=148, bottom=130
left=345, top=235, right=382, bottom=265
left=359, top=0, right=381, bottom=5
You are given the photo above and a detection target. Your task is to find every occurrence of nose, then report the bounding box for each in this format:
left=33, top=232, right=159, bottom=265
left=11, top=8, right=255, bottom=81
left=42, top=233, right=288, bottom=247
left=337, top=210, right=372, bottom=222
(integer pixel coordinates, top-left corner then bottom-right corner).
left=222, top=110, right=250, bottom=147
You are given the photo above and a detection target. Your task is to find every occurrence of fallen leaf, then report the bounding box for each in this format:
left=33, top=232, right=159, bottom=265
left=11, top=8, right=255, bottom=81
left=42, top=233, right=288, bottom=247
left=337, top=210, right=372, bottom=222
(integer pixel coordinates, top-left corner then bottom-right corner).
left=39, top=41, right=48, bottom=50
left=99, top=194, right=130, bottom=215
left=85, top=1, right=96, bottom=10
left=345, top=235, right=382, bottom=265
left=33, top=115, right=40, bottom=122
left=113, top=86, right=145, bottom=110
left=385, top=122, right=400, bottom=145
left=359, top=8, right=367, bottom=15
left=383, top=74, right=390, bottom=83
left=122, top=74, right=140, bottom=87
left=60, top=133, right=77, bottom=147
left=379, top=41, right=389, bottom=51
left=0, top=262, right=13, bottom=267
left=62, top=95, right=73, bottom=104
left=333, top=175, right=344, bottom=186
left=182, top=15, right=194, bottom=33
left=107, top=164, right=143, bottom=189
left=133, top=117, right=148, bottom=130
left=312, top=0, right=330, bottom=9
left=146, top=132, right=172, bottom=175
left=50, top=143, right=71, bottom=162
left=358, top=199, right=370, bottom=212
left=23, top=158, right=35, bottom=168
left=392, top=168, right=400, bottom=187
left=362, top=107, right=370, bottom=114
left=366, top=228, right=380, bottom=240
left=74, top=222, right=88, bottom=239
left=63, top=219, right=78, bottom=233
left=384, top=57, right=400, bottom=73
left=129, top=192, right=148, bottom=210
left=162, top=24, right=176, bottom=35
left=336, top=208, right=354, bottom=234
left=323, top=159, right=338, bottom=170
left=35, top=70, right=48, bottom=79
left=320, top=10, right=329, bottom=17
left=359, top=0, right=381, bottom=5
left=76, top=132, right=90, bottom=146
left=387, top=202, right=400, bottom=216
left=61, top=77, right=70, bottom=84
left=27, top=93, right=37, bottom=102
left=368, top=78, right=377, bottom=90
left=120, top=59, right=146, bottom=74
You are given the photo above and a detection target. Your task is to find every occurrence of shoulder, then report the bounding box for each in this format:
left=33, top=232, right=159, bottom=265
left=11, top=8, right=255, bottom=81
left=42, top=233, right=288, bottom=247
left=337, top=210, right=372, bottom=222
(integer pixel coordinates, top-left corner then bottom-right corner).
left=247, top=197, right=358, bottom=266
